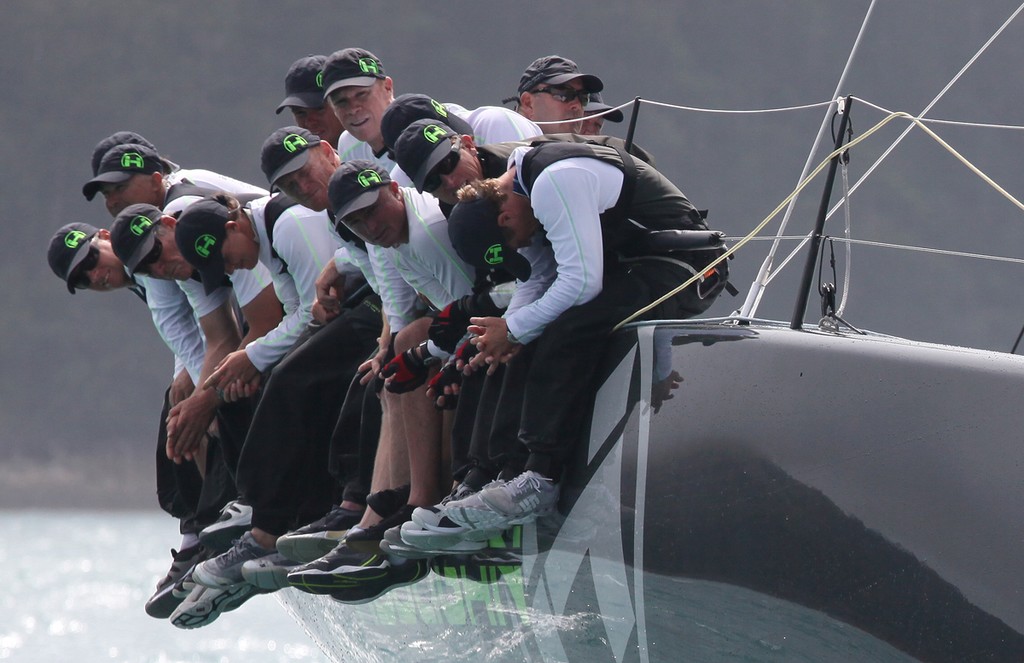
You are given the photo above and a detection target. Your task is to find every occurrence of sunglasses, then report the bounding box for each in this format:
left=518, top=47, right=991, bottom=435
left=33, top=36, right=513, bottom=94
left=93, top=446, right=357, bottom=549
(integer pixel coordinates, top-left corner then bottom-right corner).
left=530, top=86, right=589, bottom=106
left=70, top=245, right=100, bottom=289
left=422, top=147, right=461, bottom=193
left=134, top=238, right=163, bottom=274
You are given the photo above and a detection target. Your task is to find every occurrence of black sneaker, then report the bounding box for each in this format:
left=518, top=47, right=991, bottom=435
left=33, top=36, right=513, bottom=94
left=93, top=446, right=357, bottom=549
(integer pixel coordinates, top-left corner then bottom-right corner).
left=345, top=504, right=416, bottom=554
left=276, top=505, right=364, bottom=563
left=328, top=556, right=430, bottom=604
left=144, top=544, right=203, bottom=618
left=365, top=484, right=410, bottom=519
left=286, top=542, right=378, bottom=594
left=430, top=550, right=521, bottom=584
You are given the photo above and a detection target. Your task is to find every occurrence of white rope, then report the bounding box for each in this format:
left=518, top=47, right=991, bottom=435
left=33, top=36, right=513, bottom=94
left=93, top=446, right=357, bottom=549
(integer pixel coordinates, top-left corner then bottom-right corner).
left=639, top=98, right=833, bottom=115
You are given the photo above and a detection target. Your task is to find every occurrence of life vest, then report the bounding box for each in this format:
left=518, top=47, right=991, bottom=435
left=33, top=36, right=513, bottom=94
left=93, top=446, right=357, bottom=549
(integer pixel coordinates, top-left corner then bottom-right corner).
left=517, top=141, right=734, bottom=301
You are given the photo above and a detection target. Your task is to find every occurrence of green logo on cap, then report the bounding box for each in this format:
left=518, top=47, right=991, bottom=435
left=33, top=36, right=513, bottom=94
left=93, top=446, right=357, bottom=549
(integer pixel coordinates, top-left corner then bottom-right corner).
left=121, top=152, right=145, bottom=169
left=315, top=71, right=324, bottom=88
left=484, top=244, right=504, bottom=265
left=358, top=57, right=380, bottom=75
left=423, top=124, right=447, bottom=144
left=130, top=215, right=154, bottom=236
left=282, top=133, right=309, bottom=153
left=194, top=234, right=218, bottom=258
left=357, top=169, right=383, bottom=188
left=430, top=99, right=448, bottom=117
left=64, top=230, right=87, bottom=249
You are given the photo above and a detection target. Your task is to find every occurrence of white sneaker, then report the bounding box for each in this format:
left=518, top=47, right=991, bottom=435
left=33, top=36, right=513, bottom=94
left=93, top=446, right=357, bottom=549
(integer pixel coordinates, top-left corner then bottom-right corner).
left=446, top=471, right=558, bottom=531
left=198, top=500, right=253, bottom=553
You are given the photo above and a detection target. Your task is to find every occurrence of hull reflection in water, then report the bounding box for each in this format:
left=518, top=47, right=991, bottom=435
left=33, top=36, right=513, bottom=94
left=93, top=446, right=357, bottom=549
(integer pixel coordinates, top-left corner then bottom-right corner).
left=280, top=322, right=1024, bottom=662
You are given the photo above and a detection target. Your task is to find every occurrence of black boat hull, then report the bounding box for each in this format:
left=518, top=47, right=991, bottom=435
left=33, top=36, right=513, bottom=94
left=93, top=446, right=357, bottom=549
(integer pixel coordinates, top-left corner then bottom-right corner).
left=280, top=321, right=1024, bottom=662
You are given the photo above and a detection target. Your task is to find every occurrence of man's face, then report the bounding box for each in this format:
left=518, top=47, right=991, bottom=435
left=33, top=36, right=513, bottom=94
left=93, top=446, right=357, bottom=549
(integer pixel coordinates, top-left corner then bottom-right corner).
left=341, top=182, right=408, bottom=248
left=290, top=105, right=344, bottom=147
left=520, top=79, right=587, bottom=134
left=138, top=219, right=194, bottom=281
left=77, top=233, right=131, bottom=291
left=428, top=136, right=483, bottom=206
left=221, top=221, right=260, bottom=274
left=100, top=172, right=164, bottom=217
left=276, top=143, right=339, bottom=212
left=497, top=186, right=540, bottom=249
left=327, top=78, right=394, bottom=150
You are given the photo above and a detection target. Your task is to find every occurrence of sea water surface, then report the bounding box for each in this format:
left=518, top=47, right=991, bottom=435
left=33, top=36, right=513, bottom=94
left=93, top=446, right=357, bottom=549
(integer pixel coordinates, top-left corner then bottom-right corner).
left=1, top=509, right=328, bottom=663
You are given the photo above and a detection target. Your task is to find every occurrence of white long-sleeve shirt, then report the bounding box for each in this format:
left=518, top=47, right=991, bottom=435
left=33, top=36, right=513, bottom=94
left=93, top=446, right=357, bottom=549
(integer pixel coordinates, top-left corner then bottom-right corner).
left=377, top=189, right=475, bottom=328
left=243, top=197, right=342, bottom=371
left=504, top=148, right=625, bottom=345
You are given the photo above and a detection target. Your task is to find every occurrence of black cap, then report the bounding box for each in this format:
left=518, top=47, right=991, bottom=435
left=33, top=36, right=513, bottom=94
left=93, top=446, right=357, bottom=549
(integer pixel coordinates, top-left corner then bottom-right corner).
left=89, top=131, right=157, bottom=176
left=175, top=197, right=232, bottom=295
left=48, top=222, right=100, bottom=294
left=392, top=120, right=461, bottom=193
left=585, top=92, right=623, bottom=123
left=110, top=203, right=162, bottom=275
left=83, top=144, right=166, bottom=201
left=380, top=94, right=474, bottom=153
left=447, top=198, right=531, bottom=281
left=260, top=126, right=322, bottom=186
left=517, top=55, right=603, bottom=95
left=328, top=160, right=391, bottom=221
left=276, top=55, right=329, bottom=114
left=322, top=48, right=386, bottom=99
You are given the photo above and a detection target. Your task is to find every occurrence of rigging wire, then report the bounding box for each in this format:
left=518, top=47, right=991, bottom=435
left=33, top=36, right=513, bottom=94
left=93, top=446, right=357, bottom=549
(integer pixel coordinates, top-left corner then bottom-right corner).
left=738, top=0, right=880, bottom=319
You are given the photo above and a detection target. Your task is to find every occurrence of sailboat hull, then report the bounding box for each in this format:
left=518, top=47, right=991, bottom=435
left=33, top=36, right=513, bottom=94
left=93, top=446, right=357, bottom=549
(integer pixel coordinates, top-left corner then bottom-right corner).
left=280, top=321, right=1024, bottom=662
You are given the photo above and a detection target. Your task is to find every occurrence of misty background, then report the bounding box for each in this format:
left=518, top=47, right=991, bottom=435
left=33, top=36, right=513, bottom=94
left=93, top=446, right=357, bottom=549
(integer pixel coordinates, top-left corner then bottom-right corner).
left=3, top=1, right=1023, bottom=508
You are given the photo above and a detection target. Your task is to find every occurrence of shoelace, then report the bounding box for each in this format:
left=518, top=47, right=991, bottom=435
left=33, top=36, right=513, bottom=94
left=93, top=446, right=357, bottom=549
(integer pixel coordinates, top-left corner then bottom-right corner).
left=507, top=473, right=547, bottom=499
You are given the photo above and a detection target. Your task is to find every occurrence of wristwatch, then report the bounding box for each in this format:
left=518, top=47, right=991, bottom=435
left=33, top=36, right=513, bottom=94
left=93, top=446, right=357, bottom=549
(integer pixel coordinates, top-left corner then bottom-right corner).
left=506, top=328, right=521, bottom=345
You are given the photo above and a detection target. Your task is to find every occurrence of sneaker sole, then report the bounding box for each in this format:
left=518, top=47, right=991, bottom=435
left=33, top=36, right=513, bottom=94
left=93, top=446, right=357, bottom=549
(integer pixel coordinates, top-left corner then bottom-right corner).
left=170, top=583, right=255, bottom=629
left=276, top=531, right=349, bottom=564
left=144, top=581, right=186, bottom=619
left=328, top=561, right=429, bottom=604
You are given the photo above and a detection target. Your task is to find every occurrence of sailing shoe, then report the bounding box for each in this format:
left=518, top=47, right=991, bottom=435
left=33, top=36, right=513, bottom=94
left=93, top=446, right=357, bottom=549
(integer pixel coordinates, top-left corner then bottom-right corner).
left=365, top=484, right=410, bottom=519
left=345, top=504, right=416, bottom=554
left=192, top=532, right=274, bottom=589
left=198, top=500, right=253, bottom=553
left=275, top=505, right=364, bottom=563
left=446, top=471, right=559, bottom=531
left=240, top=551, right=299, bottom=591
left=383, top=524, right=487, bottom=558
left=327, top=555, right=430, bottom=604
left=144, top=544, right=203, bottom=618
left=430, top=549, right=521, bottom=584
left=400, top=509, right=497, bottom=551
left=286, top=542, right=378, bottom=594
left=169, top=582, right=256, bottom=629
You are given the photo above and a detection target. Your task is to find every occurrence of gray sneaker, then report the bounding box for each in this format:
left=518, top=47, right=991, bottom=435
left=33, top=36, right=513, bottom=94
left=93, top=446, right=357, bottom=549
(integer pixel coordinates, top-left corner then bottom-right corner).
left=192, top=532, right=274, bottom=588
left=446, top=471, right=558, bottom=531
left=241, top=551, right=299, bottom=591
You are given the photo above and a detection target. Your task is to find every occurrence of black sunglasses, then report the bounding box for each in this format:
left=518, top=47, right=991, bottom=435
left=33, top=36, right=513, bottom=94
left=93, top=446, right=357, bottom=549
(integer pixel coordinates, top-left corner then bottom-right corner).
left=530, top=86, right=589, bottom=106
left=70, top=245, right=100, bottom=289
left=423, top=146, right=461, bottom=193
left=134, top=239, right=163, bottom=274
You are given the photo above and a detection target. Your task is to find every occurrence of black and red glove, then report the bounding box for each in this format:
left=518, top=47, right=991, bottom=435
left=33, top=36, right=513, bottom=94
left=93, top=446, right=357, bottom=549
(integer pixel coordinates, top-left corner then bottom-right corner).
left=380, top=342, right=438, bottom=393
left=429, top=292, right=504, bottom=353
left=427, top=359, right=462, bottom=410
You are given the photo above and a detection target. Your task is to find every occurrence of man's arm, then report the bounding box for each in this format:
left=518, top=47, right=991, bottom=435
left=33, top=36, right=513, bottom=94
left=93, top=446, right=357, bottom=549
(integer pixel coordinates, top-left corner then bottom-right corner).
left=165, top=300, right=241, bottom=463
